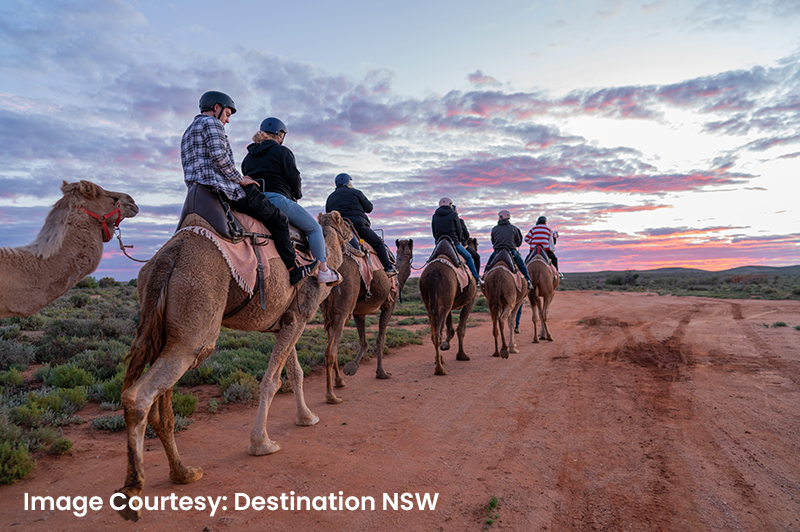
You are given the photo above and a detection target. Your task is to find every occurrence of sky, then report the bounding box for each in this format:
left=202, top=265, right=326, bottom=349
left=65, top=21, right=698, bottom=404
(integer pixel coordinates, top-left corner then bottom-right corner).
left=1, top=0, right=799, bottom=281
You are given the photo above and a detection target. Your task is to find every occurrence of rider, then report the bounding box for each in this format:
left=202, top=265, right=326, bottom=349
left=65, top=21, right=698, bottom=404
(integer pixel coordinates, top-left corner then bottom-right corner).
left=431, top=197, right=481, bottom=285
left=524, top=215, right=560, bottom=272
left=486, top=210, right=532, bottom=290
left=181, top=92, right=316, bottom=286
left=454, top=204, right=481, bottom=274
left=241, top=117, right=339, bottom=284
left=325, top=173, right=397, bottom=277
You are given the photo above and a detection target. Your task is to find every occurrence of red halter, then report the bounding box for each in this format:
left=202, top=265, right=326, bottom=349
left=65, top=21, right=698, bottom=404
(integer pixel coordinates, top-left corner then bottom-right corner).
left=75, top=202, right=122, bottom=242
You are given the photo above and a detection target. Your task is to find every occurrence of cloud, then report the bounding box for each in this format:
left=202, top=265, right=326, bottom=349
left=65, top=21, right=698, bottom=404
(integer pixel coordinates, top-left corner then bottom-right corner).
left=467, top=70, right=502, bottom=88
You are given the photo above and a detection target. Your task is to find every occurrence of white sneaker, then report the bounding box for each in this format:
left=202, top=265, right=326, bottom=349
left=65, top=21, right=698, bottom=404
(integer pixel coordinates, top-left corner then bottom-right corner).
left=317, top=268, right=340, bottom=284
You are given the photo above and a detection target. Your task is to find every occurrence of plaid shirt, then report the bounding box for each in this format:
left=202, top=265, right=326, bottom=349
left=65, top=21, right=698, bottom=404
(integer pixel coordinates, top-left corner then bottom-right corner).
left=181, top=114, right=244, bottom=200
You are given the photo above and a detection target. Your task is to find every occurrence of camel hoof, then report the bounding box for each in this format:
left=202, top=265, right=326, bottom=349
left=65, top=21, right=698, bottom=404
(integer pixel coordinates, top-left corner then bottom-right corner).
left=376, top=371, right=392, bottom=379
left=500, top=348, right=509, bottom=359
left=510, top=345, right=519, bottom=354
left=492, top=352, right=500, bottom=357
left=343, top=361, right=359, bottom=376
left=434, top=367, right=448, bottom=376
left=532, top=338, right=540, bottom=344
left=546, top=337, right=554, bottom=342
left=248, top=439, right=282, bottom=456
left=170, top=466, right=203, bottom=484
left=114, top=492, right=141, bottom=522
left=456, top=353, right=470, bottom=361
left=334, top=379, right=347, bottom=389
left=298, top=412, right=320, bottom=426
left=440, top=341, right=450, bottom=351
left=327, top=395, right=344, bottom=404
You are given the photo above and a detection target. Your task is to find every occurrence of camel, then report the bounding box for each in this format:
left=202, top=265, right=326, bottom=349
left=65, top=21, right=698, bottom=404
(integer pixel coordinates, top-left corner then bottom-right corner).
left=320, top=238, right=413, bottom=404
left=527, top=251, right=560, bottom=342
left=115, top=211, right=352, bottom=522
left=0, top=180, right=138, bottom=318
left=419, top=239, right=478, bottom=375
left=483, top=257, right=527, bottom=359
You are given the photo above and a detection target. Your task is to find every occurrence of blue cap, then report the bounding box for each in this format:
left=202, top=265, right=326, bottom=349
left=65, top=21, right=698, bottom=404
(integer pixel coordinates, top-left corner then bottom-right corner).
left=335, top=173, right=352, bottom=186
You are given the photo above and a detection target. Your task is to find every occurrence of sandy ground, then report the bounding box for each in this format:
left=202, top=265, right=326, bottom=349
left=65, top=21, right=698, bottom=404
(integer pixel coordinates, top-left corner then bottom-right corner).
left=2, top=291, right=800, bottom=531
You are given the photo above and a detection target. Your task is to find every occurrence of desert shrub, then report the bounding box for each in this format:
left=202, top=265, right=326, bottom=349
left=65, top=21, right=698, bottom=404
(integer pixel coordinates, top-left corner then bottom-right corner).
left=98, top=277, right=117, bottom=288
left=0, top=325, right=22, bottom=341
left=69, top=292, right=91, bottom=309
left=220, top=369, right=259, bottom=404
left=208, top=398, right=220, bottom=414
left=47, top=438, right=73, bottom=455
left=0, top=441, right=35, bottom=485
left=0, top=314, right=46, bottom=331
left=212, top=348, right=271, bottom=381
left=34, top=335, right=94, bottom=365
left=127, top=279, right=137, bottom=287
left=92, top=372, right=125, bottom=404
left=178, top=359, right=225, bottom=386
left=26, top=426, right=59, bottom=450
left=0, top=368, right=24, bottom=387
left=0, top=407, right=23, bottom=443
left=11, top=387, right=88, bottom=427
left=74, top=276, right=99, bottom=289
left=71, top=342, right=127, bottom=381
left=11, top=402, right=46, bottom=427
left=172, top=391, right=197, bottom=417
left=772, top=321, right=787, bottom=327
left=45, top=365, right=93, bottom=388
left=91, top=413, right=126, bottom=432
left=384, top=328, right=424, bottom=349
left=0, top=338, right=35, bottom=371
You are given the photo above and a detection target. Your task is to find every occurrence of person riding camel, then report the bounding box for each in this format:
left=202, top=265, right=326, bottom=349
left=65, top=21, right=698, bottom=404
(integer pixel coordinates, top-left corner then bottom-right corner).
left=431, top=197, right=481, bottom=286
left=181, top=92, right=316, bottom=285
left=454, top=204, right=481, bottom=274
left=486, top=210, right=533, bottom=290
left=325, top=173, right=397, bottom=277
left=524, top=215, right=560, bottom=273
left=241, top=117, right=339, bottom=284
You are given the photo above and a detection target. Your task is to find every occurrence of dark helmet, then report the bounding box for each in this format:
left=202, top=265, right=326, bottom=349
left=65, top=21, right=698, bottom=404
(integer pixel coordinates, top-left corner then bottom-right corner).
left=260, top=117, right=287, bottom=135
left=537, top=216, right=547, bottom=224
left=199, top=91, right=236, bottom=114
left=335, top=173, right=352, bottom=186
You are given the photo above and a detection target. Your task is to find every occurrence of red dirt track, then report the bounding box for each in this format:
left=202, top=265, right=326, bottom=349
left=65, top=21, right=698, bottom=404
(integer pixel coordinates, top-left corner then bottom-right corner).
left=2, top=291, right=800, bottom=531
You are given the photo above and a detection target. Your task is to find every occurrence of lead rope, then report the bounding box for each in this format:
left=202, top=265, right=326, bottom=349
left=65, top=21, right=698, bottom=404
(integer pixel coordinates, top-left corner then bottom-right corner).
left=115, top=227, right=150, bottom=263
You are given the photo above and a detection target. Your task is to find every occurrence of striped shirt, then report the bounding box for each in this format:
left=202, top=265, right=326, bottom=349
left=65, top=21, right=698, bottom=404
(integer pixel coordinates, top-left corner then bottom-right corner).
left=181, top=114, right=245, bottom=201
left=525, top=224, right=552, bottom=250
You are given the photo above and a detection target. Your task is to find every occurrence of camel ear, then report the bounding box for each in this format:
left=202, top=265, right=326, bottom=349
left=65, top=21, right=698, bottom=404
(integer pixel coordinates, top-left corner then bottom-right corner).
left=332, top=211, right=342, bottom=224
left=61, top=180, right=74, bottom=194
left=78, top=180, right=100, bottom=199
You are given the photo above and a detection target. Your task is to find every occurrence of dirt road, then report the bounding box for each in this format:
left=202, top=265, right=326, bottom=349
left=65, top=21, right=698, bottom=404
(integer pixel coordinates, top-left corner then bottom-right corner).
left=2, top=291, right=800, bottom=531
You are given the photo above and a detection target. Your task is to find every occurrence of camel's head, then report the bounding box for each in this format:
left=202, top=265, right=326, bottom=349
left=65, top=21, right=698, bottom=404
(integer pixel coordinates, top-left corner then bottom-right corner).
left=467, top=237, right=478, bottom=251
left=318, top=210, right=353, bottom=245
left=62, top=180, right=139, bottom=240
left=396, top=238, right=413, bottom=257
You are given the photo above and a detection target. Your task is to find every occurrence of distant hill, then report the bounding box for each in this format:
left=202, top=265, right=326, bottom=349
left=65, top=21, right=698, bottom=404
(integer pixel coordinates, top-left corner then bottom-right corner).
left=565, top=265, right=800, bottom=276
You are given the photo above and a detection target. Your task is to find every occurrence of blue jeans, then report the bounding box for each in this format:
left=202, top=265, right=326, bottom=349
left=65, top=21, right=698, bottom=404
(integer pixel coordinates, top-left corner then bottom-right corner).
left=263, top=192, right=326, bottom=263
left=455, top=243, right=480, bottom=280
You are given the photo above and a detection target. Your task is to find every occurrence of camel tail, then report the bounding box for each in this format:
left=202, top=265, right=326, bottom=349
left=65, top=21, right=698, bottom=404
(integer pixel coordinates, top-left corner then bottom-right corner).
left=123, top=262, right=174, bottom=390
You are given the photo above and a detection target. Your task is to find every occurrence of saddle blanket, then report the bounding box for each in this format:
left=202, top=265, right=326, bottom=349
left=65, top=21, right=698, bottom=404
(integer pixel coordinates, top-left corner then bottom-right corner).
left=177, top=212, right=314, bottom=295
left=427, top=257, right=471, bottom=292
left=529, top=255, right=559, bottom=285
left=492, top=264, right=526, bottom=292
left=345, top=242, right=397, bottom=298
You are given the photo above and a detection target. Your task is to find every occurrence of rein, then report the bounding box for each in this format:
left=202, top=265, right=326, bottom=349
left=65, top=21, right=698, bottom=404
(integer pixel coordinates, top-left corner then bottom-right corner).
left=75, top=202, right=122, bottom=242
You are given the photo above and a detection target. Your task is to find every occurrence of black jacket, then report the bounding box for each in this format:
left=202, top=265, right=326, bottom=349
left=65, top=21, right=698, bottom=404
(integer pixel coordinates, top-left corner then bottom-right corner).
left=458, top=219, right=470, bottom=246
left=325, top=185, right=373, bottom=226
left=431, top=205, right=462, bottom=243
left=491, top=219, right=523, bottom=251
left=241, top=140, right=302, bottom=201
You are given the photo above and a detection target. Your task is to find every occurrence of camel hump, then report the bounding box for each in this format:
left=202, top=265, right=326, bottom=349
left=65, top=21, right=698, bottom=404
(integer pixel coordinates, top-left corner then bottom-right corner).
left=524, top=245, right=550, bottom=266
left=427, top=236, right=462, bottom=267
left=485, top=248, right=516, bottom=273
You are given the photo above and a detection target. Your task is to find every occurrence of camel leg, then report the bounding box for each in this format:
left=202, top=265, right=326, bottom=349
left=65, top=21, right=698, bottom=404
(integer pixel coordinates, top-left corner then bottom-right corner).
left=541, top=293, right=554, bottom=341
left=117, top=351, right=199, bottom=521
left=441, top=311, right=455, bottom=351
left=429, top=310, right=447, bottom=376
left=249, top=322, right=314, bottom=456
left=530, top=293, right=540, bottom=343
left=508, top=301, right=522, bottom=354
left=455, top=304, right=472, bottom=361
left=285, top=346, right=319, bottom=426
left=352, top=314, right=370, bottom=379
left=498, top=306, right=509, bottom=359
left=147, top=388, right=203, bottom=485
left=373, top=307, right=393, bottom=379
left=323, top=312, right=348, bottom=404
left=491, top=311, right=501, bottom=358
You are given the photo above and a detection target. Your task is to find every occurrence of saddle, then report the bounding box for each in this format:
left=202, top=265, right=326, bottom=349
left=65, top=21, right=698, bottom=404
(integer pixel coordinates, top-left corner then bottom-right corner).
left=177, top=184, right=309, bottom=252
left=426, top=236, right=462, bottom=267
left=484, top=248, right=517, bottom=274
left=524, top=244, right=551, bottom=266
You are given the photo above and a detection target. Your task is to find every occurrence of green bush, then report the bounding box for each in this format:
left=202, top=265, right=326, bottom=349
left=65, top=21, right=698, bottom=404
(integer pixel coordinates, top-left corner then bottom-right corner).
left=47, top=437, right=73, bottom=455
left=0, top=368, right=24, bottom=387
left=74, top=276, right=99, bottom=289
left=98, top=277, right=117, bottom=288
left=0, top=407, right=22, bottom=443
left=0, top=441, right=35, bottom=484
left=45, top=365, right=94, bottom=388
left=172, top=391, right=197, bottom=417
left=0, top=338, right=35, bottom=371
left=69, top=292, right=91, bottom=308
left=26, top=426, right=59, bottom=450
left=91, top=413, right=126, bottom=432
left=93, top=372, right=124, bottom=404
left=220, top=369, right=259, bottom=404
